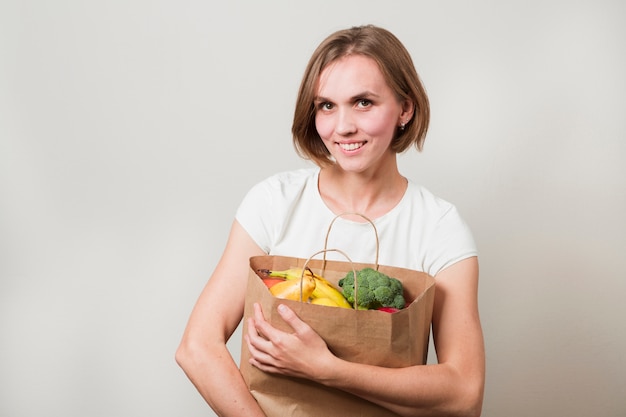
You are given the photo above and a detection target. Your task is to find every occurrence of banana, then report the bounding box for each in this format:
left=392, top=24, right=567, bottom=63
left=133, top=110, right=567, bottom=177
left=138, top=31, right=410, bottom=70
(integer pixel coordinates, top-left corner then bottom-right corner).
left=310, top=297, right=340, bottom=307
left=310, top=277, right=353, bottom=309
left=260, top=267, right=352, bottom=309
left=269, top=273, right=316, bottom=301
left=258, top=267, right=311, bottom=280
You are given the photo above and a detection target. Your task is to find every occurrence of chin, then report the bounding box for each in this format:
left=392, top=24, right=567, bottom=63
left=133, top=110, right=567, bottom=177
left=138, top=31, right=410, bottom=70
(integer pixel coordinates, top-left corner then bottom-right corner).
left=333, top=161, right=368, bottom=174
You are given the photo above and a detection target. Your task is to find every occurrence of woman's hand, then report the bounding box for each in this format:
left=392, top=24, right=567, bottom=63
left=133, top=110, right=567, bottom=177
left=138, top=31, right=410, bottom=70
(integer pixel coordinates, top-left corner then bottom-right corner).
left=245, top=303, right=335, bottom=381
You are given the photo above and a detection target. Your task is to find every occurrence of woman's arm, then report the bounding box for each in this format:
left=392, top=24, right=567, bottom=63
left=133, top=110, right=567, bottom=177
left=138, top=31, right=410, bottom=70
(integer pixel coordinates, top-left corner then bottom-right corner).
left=246, top=256, right=485, bottom=417
left=176, top=220, right=267, bottom=417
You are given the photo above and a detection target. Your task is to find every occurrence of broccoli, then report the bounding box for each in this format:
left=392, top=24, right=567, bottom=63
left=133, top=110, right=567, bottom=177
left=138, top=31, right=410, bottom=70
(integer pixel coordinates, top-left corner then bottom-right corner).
left=338, top=267, right=405, bottom=310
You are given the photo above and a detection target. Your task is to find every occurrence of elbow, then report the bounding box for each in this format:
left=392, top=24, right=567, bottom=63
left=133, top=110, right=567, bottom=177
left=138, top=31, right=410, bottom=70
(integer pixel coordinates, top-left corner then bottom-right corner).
left=175, top=341, right=188, bottom=370
left=175, top=335, right=224, bottom=375
left=426, top=368, right=483, bottom=417
left=175, top=337, right=197, bottom=373
left=464, top=399, right=484, bottom=417
left=459, top=400, right=483, bottom=417
left=453, top=378, right=484, bottom=417
left=401, top=372, right=484, bottom=417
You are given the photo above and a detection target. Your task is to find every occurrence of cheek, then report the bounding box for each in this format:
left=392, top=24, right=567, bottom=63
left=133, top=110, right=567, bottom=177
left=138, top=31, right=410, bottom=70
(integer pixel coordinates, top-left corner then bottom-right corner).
left=315, top=115, right=333, bottom=141
left=361, top=114, right=396, bottom=138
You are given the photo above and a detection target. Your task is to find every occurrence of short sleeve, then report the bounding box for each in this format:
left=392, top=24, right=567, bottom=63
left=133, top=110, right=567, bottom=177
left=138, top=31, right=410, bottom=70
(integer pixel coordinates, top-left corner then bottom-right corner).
left=234, top=168, right=319, bottom=254
left=235, top=179, right=277, bottom=253
left=423, top=204, right=478, bottom=276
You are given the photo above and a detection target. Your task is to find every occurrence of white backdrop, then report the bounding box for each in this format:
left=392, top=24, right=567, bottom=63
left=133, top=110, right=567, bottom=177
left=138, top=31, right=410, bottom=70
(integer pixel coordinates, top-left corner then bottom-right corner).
left=1, top=1, right=625, bottom=416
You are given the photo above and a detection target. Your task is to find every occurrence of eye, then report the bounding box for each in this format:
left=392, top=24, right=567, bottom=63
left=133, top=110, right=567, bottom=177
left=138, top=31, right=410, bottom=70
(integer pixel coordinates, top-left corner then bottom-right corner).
left=357, top=99, right=372, bottom=108
left=316, top=102, right=334, bottom=111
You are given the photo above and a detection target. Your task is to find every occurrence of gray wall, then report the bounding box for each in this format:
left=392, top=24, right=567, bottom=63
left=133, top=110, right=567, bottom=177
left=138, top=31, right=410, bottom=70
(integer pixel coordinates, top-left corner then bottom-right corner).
left=1, top=1, right=624, bottom=416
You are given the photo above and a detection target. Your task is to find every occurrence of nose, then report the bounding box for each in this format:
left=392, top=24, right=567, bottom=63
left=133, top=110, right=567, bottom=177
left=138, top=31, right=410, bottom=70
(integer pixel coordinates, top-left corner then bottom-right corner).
left=335, top=108, right=357, bottom=136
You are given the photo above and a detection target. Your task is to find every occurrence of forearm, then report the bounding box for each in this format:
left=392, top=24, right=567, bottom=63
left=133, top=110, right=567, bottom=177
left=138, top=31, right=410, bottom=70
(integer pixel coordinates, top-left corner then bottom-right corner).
left=175, top=220, right=269, bottom=415
left=319, top=358, right=483, bottom=417
left=176, top=340, right=265, bottom=417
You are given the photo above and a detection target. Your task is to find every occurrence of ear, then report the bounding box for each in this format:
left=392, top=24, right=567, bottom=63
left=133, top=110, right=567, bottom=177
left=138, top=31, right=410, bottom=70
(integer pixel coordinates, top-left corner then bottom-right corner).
left=399, top=99, right=415, bottom=124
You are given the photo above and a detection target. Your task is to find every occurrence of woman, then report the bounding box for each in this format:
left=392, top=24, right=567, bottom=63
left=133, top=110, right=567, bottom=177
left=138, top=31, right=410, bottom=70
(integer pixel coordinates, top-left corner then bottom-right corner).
left=176, top=25, right=485, bottom=417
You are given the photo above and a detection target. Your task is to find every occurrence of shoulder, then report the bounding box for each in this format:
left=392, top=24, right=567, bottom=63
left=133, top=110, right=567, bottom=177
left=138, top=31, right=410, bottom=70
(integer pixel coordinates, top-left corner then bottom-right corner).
left=402, top=180, right=476, bottom=250
left=237, top=167, right=319, bottom=218
left=404, top=181, right=477, bottom=274
left=404, top=180, right=457, bottom=217
left=244, top=167, right=318, bottom=204
left=256, top=167, right=319, bottom=190
left=235, top=167, right=321, bottom=254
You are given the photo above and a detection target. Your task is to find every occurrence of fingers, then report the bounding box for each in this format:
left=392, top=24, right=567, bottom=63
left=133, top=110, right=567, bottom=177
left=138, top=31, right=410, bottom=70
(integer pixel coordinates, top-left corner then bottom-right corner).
left=244, top=330, right=275, bottom=372
left=246, top=315, right=277, bottom=370
left=245, top=302, right=328, bottom=379
left=246, top=303, right=299, bottom=362
left=251, top=302, right=308, bottom=337
left=276, top=304, right=312, bottom=335
left=247, top=303, right=285, bottom=350
left=251, top=303, right=277, bottom=340
left=246, top=304, right=286, bottom=373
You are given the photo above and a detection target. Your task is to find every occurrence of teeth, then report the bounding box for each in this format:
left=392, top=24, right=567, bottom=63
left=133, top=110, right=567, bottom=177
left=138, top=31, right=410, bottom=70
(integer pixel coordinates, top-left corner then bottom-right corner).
left=339, top=142, right=364, bottom=151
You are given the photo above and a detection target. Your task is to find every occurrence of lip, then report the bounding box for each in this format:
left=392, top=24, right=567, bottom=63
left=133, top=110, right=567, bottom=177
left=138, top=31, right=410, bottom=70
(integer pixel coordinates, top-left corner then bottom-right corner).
left=336, top=141, right=366, bottom=152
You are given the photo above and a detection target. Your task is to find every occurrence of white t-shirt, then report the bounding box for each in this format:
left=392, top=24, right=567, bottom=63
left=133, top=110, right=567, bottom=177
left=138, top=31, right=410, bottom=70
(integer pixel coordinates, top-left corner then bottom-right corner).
left=235, top=168, right=477, bottom=277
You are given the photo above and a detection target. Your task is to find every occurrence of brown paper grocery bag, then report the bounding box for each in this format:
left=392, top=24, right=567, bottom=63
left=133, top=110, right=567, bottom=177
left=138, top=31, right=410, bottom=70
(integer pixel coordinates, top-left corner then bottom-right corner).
left=240, top=254, right=436, bottom=417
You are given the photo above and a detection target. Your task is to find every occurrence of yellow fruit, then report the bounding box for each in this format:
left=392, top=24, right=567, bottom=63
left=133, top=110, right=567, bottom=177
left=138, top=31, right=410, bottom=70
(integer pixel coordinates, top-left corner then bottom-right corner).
left=310, top=297, right=340, bottom=307
left=311, top=277, right=353, bottom=309
left=269, top=274, right=316, bottom=301
left=262, top=267, right=352, bottom=308
left=260, top=268, right=311, bottom=280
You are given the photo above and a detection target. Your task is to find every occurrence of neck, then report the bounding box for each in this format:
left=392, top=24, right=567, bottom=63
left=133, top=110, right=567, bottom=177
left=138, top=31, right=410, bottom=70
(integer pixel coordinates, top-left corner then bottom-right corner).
left=318, top=161, right=407, bottom=221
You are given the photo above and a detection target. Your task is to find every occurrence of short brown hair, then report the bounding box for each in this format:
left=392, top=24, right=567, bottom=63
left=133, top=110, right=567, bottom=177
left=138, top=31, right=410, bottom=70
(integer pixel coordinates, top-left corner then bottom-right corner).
left=292, top=25, right=430, bottom=167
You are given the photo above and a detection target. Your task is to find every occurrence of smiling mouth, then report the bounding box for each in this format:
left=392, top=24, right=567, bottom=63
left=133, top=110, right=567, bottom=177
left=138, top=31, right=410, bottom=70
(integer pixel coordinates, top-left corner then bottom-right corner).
left=339, top=142, right=365, bottom=151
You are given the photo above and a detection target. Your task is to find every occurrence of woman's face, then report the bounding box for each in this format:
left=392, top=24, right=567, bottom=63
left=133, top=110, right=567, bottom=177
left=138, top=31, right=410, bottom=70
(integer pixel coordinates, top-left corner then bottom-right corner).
left=314, top=54, right=410, bottom=174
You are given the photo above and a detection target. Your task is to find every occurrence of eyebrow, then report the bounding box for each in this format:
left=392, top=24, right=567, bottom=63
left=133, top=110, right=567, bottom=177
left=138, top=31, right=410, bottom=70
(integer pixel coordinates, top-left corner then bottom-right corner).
left=314, top=90, right=380, bottom=103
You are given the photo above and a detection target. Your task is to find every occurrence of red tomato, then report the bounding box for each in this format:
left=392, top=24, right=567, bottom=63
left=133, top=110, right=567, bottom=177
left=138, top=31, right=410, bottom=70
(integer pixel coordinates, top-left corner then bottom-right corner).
left=262, top=278, right=285, bottom=289
left=377, top=307, right=400, bottom=313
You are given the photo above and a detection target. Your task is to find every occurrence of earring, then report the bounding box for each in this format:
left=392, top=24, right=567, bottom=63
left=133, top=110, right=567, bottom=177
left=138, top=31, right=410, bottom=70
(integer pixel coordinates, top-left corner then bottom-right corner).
left=399, top=122, right=406, bottom=131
